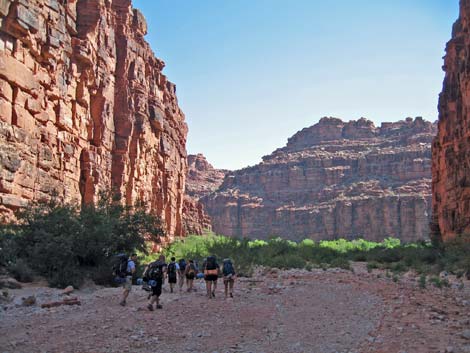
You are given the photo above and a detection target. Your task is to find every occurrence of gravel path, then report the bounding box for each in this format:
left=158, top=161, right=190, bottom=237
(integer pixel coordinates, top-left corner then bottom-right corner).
left=1, top=266, right=469, bottom=353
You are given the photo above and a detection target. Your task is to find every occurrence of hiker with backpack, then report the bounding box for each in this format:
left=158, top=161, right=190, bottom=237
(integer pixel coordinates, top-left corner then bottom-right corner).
left=114, top=253, right=137, bottom=307
left=222, top=258, right=236, bottom=299
left=144, top=254, right=167, bottom=311
left=203, top=255, right=219, bottom=299
left=184, top=259, right=197, bottom=292
left=178, top=258, right=186, bottom=291
left=167, top=257, right=179, bottom=293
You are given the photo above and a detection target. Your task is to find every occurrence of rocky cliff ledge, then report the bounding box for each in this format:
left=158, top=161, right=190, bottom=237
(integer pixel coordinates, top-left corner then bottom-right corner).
left=432, top=0, right=470, bottom=242
left=203, top=117, right=436, bottom=242
left=183, top=154, right=227, bottom=235
left=0, top=0, right=188, bottom=237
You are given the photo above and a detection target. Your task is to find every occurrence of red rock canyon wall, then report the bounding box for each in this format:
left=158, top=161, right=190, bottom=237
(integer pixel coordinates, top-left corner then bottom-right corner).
left=0, top=0, right=188, bottom=238
left=432, top=0, right=470, bottom=242
left=182, top=154, right=227, bottom=235
left=204, top=117, right=435, bottom=242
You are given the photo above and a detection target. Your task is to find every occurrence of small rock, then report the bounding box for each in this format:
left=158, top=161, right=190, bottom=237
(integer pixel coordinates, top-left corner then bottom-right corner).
left=445, top=346, right=454, bottom=353
left=462, top=330, right=470, bottom=340
left=21, top=296, right=36, bottom=307
left=61, top=285, right=74, bottom=295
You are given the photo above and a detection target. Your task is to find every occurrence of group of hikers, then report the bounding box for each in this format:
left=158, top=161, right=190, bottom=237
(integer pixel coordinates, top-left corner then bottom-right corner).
left=114, top=254, right=236, bottom=311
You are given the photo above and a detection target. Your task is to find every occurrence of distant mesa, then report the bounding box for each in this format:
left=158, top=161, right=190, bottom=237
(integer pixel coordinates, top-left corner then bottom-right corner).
left=201, top=116, right=436, bottom=242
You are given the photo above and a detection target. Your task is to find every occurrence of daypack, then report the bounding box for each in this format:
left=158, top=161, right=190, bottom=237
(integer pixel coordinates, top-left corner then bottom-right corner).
left=168, top=262, right=177, bottom=275
left=113, top=254, right=129, bottom=278
left=178, top=259, right=186, bottom=271
left=205, top=256, right=217, bottom=270
left=223, top=260, right=235, bottom=276
left=146, top=261, right=164, bottom=280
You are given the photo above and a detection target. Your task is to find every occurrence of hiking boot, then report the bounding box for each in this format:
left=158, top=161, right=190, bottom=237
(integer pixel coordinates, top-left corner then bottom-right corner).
left=156, top=304, right=163, bottom=309
left=119, top=300, right=126, bottom=307
left=212, top=291, right=216, bottom=298
left=147, top=304, right=154, bottom=311
left=230, top=292, right=233, bottom=298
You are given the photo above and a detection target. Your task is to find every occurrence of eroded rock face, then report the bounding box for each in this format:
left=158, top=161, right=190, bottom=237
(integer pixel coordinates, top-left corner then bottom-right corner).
left=182, top=153, right=227, bottom=235
left=203, top=117, right=436, bottom=242
left=432, top=0, right=470, bottom=242
left=0, top=0, right=187, bottom=238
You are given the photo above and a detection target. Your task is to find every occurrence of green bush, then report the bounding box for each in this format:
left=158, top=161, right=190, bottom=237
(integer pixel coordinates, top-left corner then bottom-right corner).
left=329, top=257, right=351, bottom=270
left=149, top=234, right=470, bottom=278
left=0, top=195, right=165, bottom=288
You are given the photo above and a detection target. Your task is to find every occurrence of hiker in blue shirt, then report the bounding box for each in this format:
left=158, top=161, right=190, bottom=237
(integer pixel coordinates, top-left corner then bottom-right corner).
left=120, top=253, right=137, bottom=306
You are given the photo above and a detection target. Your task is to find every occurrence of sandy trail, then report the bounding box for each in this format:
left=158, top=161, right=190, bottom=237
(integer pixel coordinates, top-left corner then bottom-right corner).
left=1, top=266, right=469, bottom=353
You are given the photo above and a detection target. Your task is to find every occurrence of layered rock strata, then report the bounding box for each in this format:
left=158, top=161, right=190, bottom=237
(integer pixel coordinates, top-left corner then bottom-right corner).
left=0, top=0, right=187, bottom=238
left=432, top=0, right=470, bottom=242
left=182, top=154, right=227, bottom=235
left=203, top=117, right=435, bottom=242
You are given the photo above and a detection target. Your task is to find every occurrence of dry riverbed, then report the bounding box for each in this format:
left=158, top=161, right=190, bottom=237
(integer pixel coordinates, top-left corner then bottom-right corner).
left=1, top=265, right=470, bottom=353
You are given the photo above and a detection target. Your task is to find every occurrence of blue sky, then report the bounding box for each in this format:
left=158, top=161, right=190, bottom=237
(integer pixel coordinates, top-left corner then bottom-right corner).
left=133, top=0, right=459, bottom=170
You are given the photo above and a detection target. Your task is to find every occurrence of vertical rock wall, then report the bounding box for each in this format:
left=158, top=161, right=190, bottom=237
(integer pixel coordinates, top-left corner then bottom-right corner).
left=0, top=0, right=188, bottom=237
left=432, top=0, right=470, bottom=242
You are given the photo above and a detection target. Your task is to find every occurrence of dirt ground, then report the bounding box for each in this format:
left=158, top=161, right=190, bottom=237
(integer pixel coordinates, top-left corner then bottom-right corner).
left=1, top=264, right=470, bottom=353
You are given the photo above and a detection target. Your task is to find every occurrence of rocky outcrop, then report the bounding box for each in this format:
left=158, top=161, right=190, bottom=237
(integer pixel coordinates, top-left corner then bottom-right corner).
left=182, top=154, right=227, bottom=235
left=186, top=154, right=228, bottom=199
left=0, top=0, right=187, bottom=238
left=203, top=117, right=435, bottom=242
left=432, top=0, right=470, bottom=242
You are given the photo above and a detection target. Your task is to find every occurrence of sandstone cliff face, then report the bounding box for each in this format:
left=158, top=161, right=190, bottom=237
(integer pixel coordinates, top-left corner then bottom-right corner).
left=0, top=0, right=187, bottom=238
left=182, top=153, right=227, bottom=235
left=203, top=117, right=435, bottom=242
left=433, top=0, right=470, bottom=242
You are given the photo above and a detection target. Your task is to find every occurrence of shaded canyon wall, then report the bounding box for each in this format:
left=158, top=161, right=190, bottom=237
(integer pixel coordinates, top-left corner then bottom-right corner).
left=0, top=0, right=188, bottom=238
left=432, top=0, right=470, bottom=242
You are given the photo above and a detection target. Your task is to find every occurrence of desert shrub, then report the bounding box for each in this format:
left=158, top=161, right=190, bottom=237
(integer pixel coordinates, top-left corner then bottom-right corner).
left=0, top=225, right=20, bottom=267
left=7, top=259, right=34, bottom=283
left=2, top=195, right=165, bottom=288
left=329, top=257, right=351, bottom=270
left=265, top=253, right=305, bottom=269
left=366, top=261, right=380, bottom=272
left=419, top=274, right=426, bottom=289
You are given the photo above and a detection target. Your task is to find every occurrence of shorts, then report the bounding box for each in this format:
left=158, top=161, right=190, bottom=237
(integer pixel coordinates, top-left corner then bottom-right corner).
left=168, top=274, right=177, bottom=284
left=151, top=280, right=163, bottom=297
left=186, top=273, right=195, bottom=280
left=204, top=274, right=218, bottom=282
left=122, top=276, right=132, bottom=290
left=223, top=274, right=235, bottom=284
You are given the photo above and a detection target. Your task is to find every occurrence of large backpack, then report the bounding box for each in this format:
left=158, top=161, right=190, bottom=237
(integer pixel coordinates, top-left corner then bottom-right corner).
left=168, top=262, right=177, bottom=276
left=146, top=261, right=164, bottom=280
left=206, top=256, right=217, bottom=270
left=113, top=254, right=129, bottom=278
left=178, top=259, right=186, bottom=271
left=223, top=260, right=235, bottom=276
left=187, top=263, right=196, bottom=275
